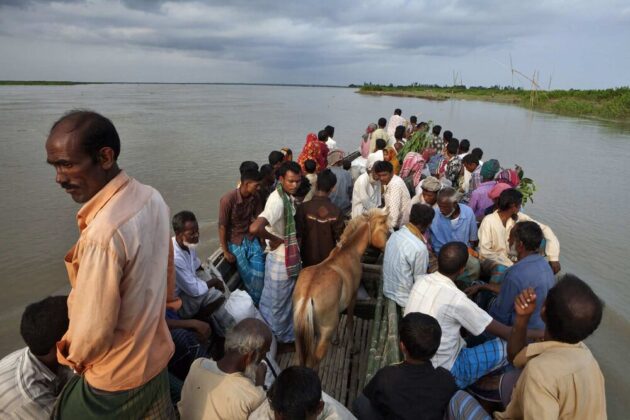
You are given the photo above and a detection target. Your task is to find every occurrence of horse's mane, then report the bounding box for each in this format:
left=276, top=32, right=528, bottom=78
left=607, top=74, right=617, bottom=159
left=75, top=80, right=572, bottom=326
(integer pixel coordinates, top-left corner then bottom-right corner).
left=339, top=208, right=387, bottom=245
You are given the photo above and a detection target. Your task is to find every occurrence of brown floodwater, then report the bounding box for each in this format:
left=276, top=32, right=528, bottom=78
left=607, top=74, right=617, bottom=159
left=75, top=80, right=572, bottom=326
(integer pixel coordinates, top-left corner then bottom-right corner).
left=0, top=84, right=628, bottom=416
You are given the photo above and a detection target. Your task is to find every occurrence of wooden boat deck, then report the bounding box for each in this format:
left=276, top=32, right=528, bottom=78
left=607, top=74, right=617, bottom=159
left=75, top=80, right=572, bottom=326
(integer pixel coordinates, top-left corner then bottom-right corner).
left=276, top=315, right=373, bottom=408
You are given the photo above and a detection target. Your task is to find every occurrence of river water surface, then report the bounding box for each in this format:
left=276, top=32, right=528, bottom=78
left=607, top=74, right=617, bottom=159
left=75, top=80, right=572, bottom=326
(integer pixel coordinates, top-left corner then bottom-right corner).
left=0, top=84, right=628, bottom=416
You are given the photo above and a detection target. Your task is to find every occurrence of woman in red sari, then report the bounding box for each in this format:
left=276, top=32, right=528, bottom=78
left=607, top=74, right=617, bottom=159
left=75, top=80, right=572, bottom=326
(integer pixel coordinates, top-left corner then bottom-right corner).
left=297, top=132, right=328, bottom=172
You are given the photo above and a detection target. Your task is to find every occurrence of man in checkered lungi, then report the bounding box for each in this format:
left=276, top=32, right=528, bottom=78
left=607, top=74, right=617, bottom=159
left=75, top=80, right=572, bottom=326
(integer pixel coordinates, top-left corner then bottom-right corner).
left=404, top=242, right=544, bottom=389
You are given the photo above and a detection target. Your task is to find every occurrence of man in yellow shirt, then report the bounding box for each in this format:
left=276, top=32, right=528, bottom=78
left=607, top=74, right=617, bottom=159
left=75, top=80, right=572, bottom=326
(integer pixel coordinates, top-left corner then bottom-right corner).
left=46, top=111, right=174, bottom=418
left=446, top=275, right=606, bottom=420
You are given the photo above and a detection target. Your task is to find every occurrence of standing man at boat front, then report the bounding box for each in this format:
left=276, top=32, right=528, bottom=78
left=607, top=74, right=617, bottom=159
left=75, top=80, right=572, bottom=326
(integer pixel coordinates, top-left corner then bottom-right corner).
left=250, top=161, right=302, bottom=345
left=46, top=111, right=174, bottom=419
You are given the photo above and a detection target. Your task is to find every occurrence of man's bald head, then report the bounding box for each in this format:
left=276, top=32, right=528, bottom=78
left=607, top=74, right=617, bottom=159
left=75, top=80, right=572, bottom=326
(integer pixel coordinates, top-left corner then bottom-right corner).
left=544, top=275, right=604, bottom=343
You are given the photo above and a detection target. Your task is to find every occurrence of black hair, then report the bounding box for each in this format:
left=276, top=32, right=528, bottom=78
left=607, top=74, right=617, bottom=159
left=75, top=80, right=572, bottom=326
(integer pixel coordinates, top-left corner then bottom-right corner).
left=294, top=176, right=311, bottom=198
left=545, top=275, right=604, bottom=343
left=373, top=160, right=393, bottom=174
left=316, top=168, right=337, bottom=193
left=241, top=169, right=262, bottom=183
left=324, top=125, right=334, bottom=138
left=304, top=159, right=317, bottom=174
left=278, top=160, right=302, bottom=178
left=20, top=296, right=69, bottom=356
left=50, top=110, right=121, bottom=163
left=459, top=139, right=470, bottom=153
left=260, top=163, right=273, bottom=178
left=172, top=210, right=197, bottom=234
left=409, top=203, right=435, bottom=229
left=471, top=147, right=483, bottom=160
left=394, top=125, right=406, bottom=139
left=378, top=117, right=387, bottom=128
left=446, top=139, right=459, bottom=155
left=269, top=151, right=284, bottom=166
left=462, top=154, right=479, bottom=166
left=399, top=313, right=441, bottom=361
left=410, top=115, right=417, bottom=124
left=432, top=125, right=442, bottom=135
left=239, top=161, right=259, bottom=174
left=512, top=221, right=543, bottom=251
left=394, top=108, right=402, bottom=115
left=443, top=130, right=453, bottom=141
left=343, top=160, right=351, bottom=170
left=438, top=241, right=468, bottom=276
left=268, top=366, right=322, bottom=420
left=317, top=130, right=328, bottom=142
left=498, top=189, right=523, bottom=211
left=375, top=138, right=387, bottom=150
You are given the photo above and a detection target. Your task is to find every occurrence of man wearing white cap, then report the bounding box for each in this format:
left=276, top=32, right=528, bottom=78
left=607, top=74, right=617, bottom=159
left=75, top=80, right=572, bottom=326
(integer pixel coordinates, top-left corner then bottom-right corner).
left=351, top=153, right=382, bottom=218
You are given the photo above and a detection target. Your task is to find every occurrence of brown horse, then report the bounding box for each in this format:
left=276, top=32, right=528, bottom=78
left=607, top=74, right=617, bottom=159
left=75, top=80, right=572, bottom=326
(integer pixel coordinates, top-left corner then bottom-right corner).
left=293, top=208, right=390, bottom=368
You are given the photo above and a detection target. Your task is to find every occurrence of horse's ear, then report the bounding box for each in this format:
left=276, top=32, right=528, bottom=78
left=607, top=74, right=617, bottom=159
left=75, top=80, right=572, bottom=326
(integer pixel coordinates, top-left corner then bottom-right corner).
left=381, top=206, right=390, bottom=216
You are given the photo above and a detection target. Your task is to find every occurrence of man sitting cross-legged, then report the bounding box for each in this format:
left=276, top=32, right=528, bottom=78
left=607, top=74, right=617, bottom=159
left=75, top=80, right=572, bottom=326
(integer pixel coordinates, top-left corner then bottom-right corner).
left=466, top=221, right=555, bottom=330
left=178, top=318, right=271, bottom=420
left=172, top=210, right=227, bottom=322
left=0, top=296, right=73, bottom=418
left=383, top=203, right=435, bottom=310
left=447, top=275, right=606, bottom=420
left=404, top=242, right=543, bottom=389
left=353, top=313, right=458, bottom=420
left=250, top=366, right=355, bottom=420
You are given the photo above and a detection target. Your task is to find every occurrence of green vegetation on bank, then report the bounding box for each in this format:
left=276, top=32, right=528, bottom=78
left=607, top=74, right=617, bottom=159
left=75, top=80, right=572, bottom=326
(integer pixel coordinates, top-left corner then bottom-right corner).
left=357, top=83, right=630, bottom=122
left=0, top=80, right=85, bottom=86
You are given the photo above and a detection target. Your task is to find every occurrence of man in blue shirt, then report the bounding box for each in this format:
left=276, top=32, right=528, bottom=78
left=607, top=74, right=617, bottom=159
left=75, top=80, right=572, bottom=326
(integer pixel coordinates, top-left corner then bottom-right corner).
left=430, top=188, right=478, bottom=253
left=467, top=221, right=555, bottom=329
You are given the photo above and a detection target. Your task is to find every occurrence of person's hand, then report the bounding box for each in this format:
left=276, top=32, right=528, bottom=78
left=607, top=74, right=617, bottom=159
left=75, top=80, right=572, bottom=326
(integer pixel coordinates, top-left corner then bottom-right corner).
left=549, top=261, right=561, bottom=274
left=188, top=319, right=212, bottom=343
left=514, top=288, right=537, bottom=318
left=464, top=284, right=483, bottom=297
left=269, top=237, right=283, bottom=251
left=206, top=278, right=226, bottom=293
left=223, top=251, right=236, bottom=264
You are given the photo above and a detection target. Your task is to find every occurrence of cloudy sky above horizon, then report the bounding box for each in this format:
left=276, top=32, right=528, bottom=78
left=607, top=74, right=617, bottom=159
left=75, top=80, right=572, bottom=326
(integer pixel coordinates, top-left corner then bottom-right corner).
left=1, top=0, right=629, bottom=89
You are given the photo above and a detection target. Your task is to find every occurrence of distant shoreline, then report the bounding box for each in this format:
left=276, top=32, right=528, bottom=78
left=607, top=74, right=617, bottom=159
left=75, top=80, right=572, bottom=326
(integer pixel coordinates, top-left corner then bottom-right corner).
left=0, top=80, right=350, bottom=88
left=358, top=85, right=630, bottom=123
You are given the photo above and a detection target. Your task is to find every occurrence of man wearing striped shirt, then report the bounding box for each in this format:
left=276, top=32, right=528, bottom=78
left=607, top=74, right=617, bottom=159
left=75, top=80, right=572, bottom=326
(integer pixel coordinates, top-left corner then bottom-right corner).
left=0, top=296, right=72, bottom=419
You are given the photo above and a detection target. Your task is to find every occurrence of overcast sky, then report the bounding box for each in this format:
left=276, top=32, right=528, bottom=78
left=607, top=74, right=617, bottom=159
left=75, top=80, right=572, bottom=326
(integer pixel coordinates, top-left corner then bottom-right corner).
left=1, top=0, right=629, bottom=88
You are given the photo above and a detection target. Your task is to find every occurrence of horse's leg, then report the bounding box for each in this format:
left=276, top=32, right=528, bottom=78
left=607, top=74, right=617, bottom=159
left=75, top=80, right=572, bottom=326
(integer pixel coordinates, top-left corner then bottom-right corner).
left=314, top=322, right=337, bottom=368
left=346, top=292, right=358, bottom=354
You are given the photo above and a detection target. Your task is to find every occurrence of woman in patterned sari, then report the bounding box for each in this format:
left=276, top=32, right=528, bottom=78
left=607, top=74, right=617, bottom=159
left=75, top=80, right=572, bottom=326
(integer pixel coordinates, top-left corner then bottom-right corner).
left=297, top=132, right=328, bottom=172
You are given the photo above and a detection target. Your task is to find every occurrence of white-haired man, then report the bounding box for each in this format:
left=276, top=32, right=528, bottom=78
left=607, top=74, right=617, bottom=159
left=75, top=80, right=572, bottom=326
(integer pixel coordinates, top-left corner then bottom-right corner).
left=179, top=318, right=272, bottom=420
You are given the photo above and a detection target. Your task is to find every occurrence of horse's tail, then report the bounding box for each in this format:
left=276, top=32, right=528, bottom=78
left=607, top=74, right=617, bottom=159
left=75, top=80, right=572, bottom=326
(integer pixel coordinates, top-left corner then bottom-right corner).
left=294, top=296, right=316, bottom=367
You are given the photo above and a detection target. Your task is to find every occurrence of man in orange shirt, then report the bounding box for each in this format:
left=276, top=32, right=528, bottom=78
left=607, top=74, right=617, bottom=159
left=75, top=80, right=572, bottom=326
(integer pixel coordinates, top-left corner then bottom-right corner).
left=46, top=111, right=175, bottom=419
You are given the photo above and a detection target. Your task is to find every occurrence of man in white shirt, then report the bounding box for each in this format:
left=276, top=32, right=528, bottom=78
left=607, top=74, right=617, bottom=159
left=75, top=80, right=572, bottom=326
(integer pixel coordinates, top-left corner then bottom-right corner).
left=374, top=160, right=410, bottom=230
left=404, top=242, right=543, bottom=388
left=250, top=366, right=355, bottom=420
left=387, top=108, right=407, bottom=142
left=351, top=154, right=382, bottom=218
left=250, top=161, right=303, bottom=343
left=324, top=125, right=337, bottom=150
left=478, top=188, right=561, bottom=277
left=383, top=204, right=435, bottom=309
left=172, top=211, right=227, bottom=321
left=0, top=296, right=73, bottom=419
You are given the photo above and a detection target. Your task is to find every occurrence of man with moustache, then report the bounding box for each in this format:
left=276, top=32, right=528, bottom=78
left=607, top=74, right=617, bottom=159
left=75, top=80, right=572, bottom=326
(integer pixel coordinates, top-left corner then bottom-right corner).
left=250, top=161, right=302, bottom=344
left=178, top=318, right=271, bottom=420
left=45, top=111, right=174, bottom=418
